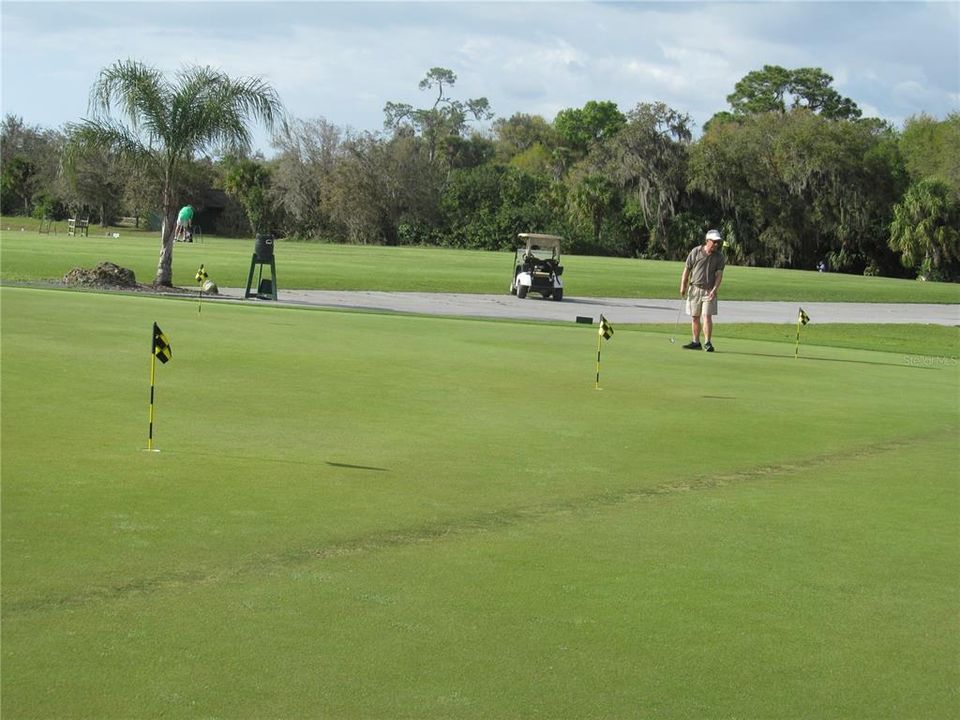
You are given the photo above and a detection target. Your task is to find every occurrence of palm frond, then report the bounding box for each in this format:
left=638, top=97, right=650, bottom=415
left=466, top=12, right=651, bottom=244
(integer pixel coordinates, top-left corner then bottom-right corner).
left=62, top=119, right=158, bottom=177
left=89, top=59, right=172, bottom=143
left=171, top=66, right=285, bottom=156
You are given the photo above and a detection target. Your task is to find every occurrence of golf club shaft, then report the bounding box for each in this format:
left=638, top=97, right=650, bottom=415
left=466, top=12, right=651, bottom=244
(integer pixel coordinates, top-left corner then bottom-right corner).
left=671, top=296, right=684, bottom=340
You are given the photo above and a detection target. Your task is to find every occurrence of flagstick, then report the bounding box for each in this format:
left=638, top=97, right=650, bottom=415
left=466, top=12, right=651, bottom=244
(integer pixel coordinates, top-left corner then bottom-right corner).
left=147, top=348, right=157, bottom=451
left=595, top=331, right=602, bottom=389
left=196, top=265, right=206, bottom=314
left=795, top=316, right=802, bottom=359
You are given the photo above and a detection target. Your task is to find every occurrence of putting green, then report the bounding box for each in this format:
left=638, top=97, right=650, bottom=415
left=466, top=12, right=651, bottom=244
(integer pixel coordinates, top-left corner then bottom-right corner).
left=2, top=287, right=957, bottom=718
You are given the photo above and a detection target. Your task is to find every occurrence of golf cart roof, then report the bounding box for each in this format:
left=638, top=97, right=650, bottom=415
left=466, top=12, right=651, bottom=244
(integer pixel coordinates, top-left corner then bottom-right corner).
left=518, top=233, right=562, bottom=250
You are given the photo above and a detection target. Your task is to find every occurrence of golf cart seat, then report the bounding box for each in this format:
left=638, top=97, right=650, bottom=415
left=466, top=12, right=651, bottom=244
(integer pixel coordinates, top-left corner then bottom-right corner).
left=524, top=254, right=557, bottom=273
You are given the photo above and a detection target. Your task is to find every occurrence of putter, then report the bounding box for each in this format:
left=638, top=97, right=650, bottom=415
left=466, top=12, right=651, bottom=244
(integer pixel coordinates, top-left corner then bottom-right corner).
left=669, top=298, right=684, bottom=343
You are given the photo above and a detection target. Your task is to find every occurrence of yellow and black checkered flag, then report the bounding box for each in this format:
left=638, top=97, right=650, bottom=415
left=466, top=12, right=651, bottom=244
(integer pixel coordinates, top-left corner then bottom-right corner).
left=147, top=322, right=172, bottom=450
left=595, top=315, right=614, bottom=389
left=795, top=307, right=810, bottom=359
left=195, top=264, right=210, bottom=313
left=599, top=314, right=614, bottom=340
left=153, top=322, right=172, bottom=364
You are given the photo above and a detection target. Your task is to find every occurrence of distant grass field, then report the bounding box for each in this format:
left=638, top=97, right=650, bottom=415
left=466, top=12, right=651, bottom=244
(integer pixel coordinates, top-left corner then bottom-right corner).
left=2, top=286, right=957, bottom=718
left=2, top=226, right=958, bottom=303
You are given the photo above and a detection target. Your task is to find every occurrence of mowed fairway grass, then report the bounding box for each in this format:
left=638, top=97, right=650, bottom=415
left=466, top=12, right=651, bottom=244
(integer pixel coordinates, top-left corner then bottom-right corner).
left=2, top=286, right=958, bottom=718
left=3, top=229, right=960, bottom=302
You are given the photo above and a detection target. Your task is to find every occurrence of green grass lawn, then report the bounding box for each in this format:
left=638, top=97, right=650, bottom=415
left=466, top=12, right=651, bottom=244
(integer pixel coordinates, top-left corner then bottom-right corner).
left=2, top=286, right=957, bottom=718
left=2, top=226, right=958, bottom=303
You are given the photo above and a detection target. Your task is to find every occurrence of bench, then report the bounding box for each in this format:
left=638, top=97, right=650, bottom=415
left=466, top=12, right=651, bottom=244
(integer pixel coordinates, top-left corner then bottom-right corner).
left=67, top=217, right=89, bottom=237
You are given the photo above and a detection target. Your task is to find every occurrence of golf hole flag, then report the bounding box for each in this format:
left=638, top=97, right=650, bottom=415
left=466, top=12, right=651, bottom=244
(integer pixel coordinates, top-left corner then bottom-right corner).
left=153, top=323, right=172, bottom=363
left=195, top=264, right=209, bottom=313
left=148, top=323, right=172, bottom=450
left=596, top=315, right=614, bottom=388
left=600, top=315, right=614, bottom=340
left=795, top=307, right=810, bottom=358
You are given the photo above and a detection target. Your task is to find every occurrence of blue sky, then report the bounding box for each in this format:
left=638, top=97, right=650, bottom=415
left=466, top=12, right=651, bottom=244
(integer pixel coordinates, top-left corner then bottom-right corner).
left=2, top=1, right=958, bottom=155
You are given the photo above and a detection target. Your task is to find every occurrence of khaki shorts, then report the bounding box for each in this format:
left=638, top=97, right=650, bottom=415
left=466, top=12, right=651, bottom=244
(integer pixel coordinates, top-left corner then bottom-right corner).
left=686, top=286, right=718, bottom=317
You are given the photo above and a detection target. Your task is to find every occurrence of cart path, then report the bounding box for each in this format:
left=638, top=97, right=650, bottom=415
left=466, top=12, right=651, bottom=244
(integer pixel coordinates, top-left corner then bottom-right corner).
left=216, top=289, right=959, bottom=325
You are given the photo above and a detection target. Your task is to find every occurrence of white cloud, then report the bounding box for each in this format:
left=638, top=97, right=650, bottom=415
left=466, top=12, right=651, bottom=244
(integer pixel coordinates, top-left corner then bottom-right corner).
left=2, top=0, right=957, bottom=151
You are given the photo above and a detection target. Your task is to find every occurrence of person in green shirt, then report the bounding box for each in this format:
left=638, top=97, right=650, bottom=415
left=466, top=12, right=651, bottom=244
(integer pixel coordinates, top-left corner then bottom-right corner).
left=175, top=205, right=194, bottom=242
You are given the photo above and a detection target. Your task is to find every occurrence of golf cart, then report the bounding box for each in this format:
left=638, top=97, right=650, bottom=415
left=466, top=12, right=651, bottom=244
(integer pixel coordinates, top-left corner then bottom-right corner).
left=510, top=233, right=564, bottom=301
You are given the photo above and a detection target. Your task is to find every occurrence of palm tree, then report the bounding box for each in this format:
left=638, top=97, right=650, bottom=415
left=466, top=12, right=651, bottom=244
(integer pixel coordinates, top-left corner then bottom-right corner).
left=66, top=60, right=284, bottom=286
left=889, top=179, right=960, bottom=280
left=568, top=172, right=618, bottom=248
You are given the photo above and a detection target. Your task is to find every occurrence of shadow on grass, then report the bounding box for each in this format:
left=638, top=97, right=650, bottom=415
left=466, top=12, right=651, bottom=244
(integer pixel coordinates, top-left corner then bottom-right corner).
left=161, top=450, right=389, bottom=471
left=720, top=349, right=935, bottom=370
left=326, top=461, right=389, bottom=472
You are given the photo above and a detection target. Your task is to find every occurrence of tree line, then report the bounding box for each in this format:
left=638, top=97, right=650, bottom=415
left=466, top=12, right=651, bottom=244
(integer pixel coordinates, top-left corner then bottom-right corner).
left=2, top=62, right=958, bottom=284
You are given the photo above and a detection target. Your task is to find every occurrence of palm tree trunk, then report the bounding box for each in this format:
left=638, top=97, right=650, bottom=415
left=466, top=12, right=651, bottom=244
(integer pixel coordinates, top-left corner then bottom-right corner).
left=154, top=208, right=176, bottom=286
left=154, top=169, right=176, bottom=286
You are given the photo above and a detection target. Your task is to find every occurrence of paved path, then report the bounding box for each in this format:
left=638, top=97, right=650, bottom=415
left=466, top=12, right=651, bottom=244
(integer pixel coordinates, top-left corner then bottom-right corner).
left=217, top=289, right=959, bottom=325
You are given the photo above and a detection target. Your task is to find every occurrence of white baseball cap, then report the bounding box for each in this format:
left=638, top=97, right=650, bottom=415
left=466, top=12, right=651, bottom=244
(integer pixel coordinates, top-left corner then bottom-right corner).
left=705, top=229, right=722, bottom=242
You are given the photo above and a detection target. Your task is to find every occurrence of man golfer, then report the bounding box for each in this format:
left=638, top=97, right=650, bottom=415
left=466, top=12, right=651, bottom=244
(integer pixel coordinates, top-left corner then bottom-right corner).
left=175, top=204, right=194, bottom=242
left=679, top=228, right=725, bottom=352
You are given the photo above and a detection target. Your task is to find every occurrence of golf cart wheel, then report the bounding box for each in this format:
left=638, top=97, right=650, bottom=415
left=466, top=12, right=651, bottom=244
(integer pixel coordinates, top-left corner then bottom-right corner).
left=517, top=285, right=528, bottom=299
left=552, top=288, right=563, bottom=301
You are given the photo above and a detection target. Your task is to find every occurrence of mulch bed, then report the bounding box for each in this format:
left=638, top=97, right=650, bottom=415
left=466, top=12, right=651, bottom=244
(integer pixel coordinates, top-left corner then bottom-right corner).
left=61, top=262, right=189, bottom=294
